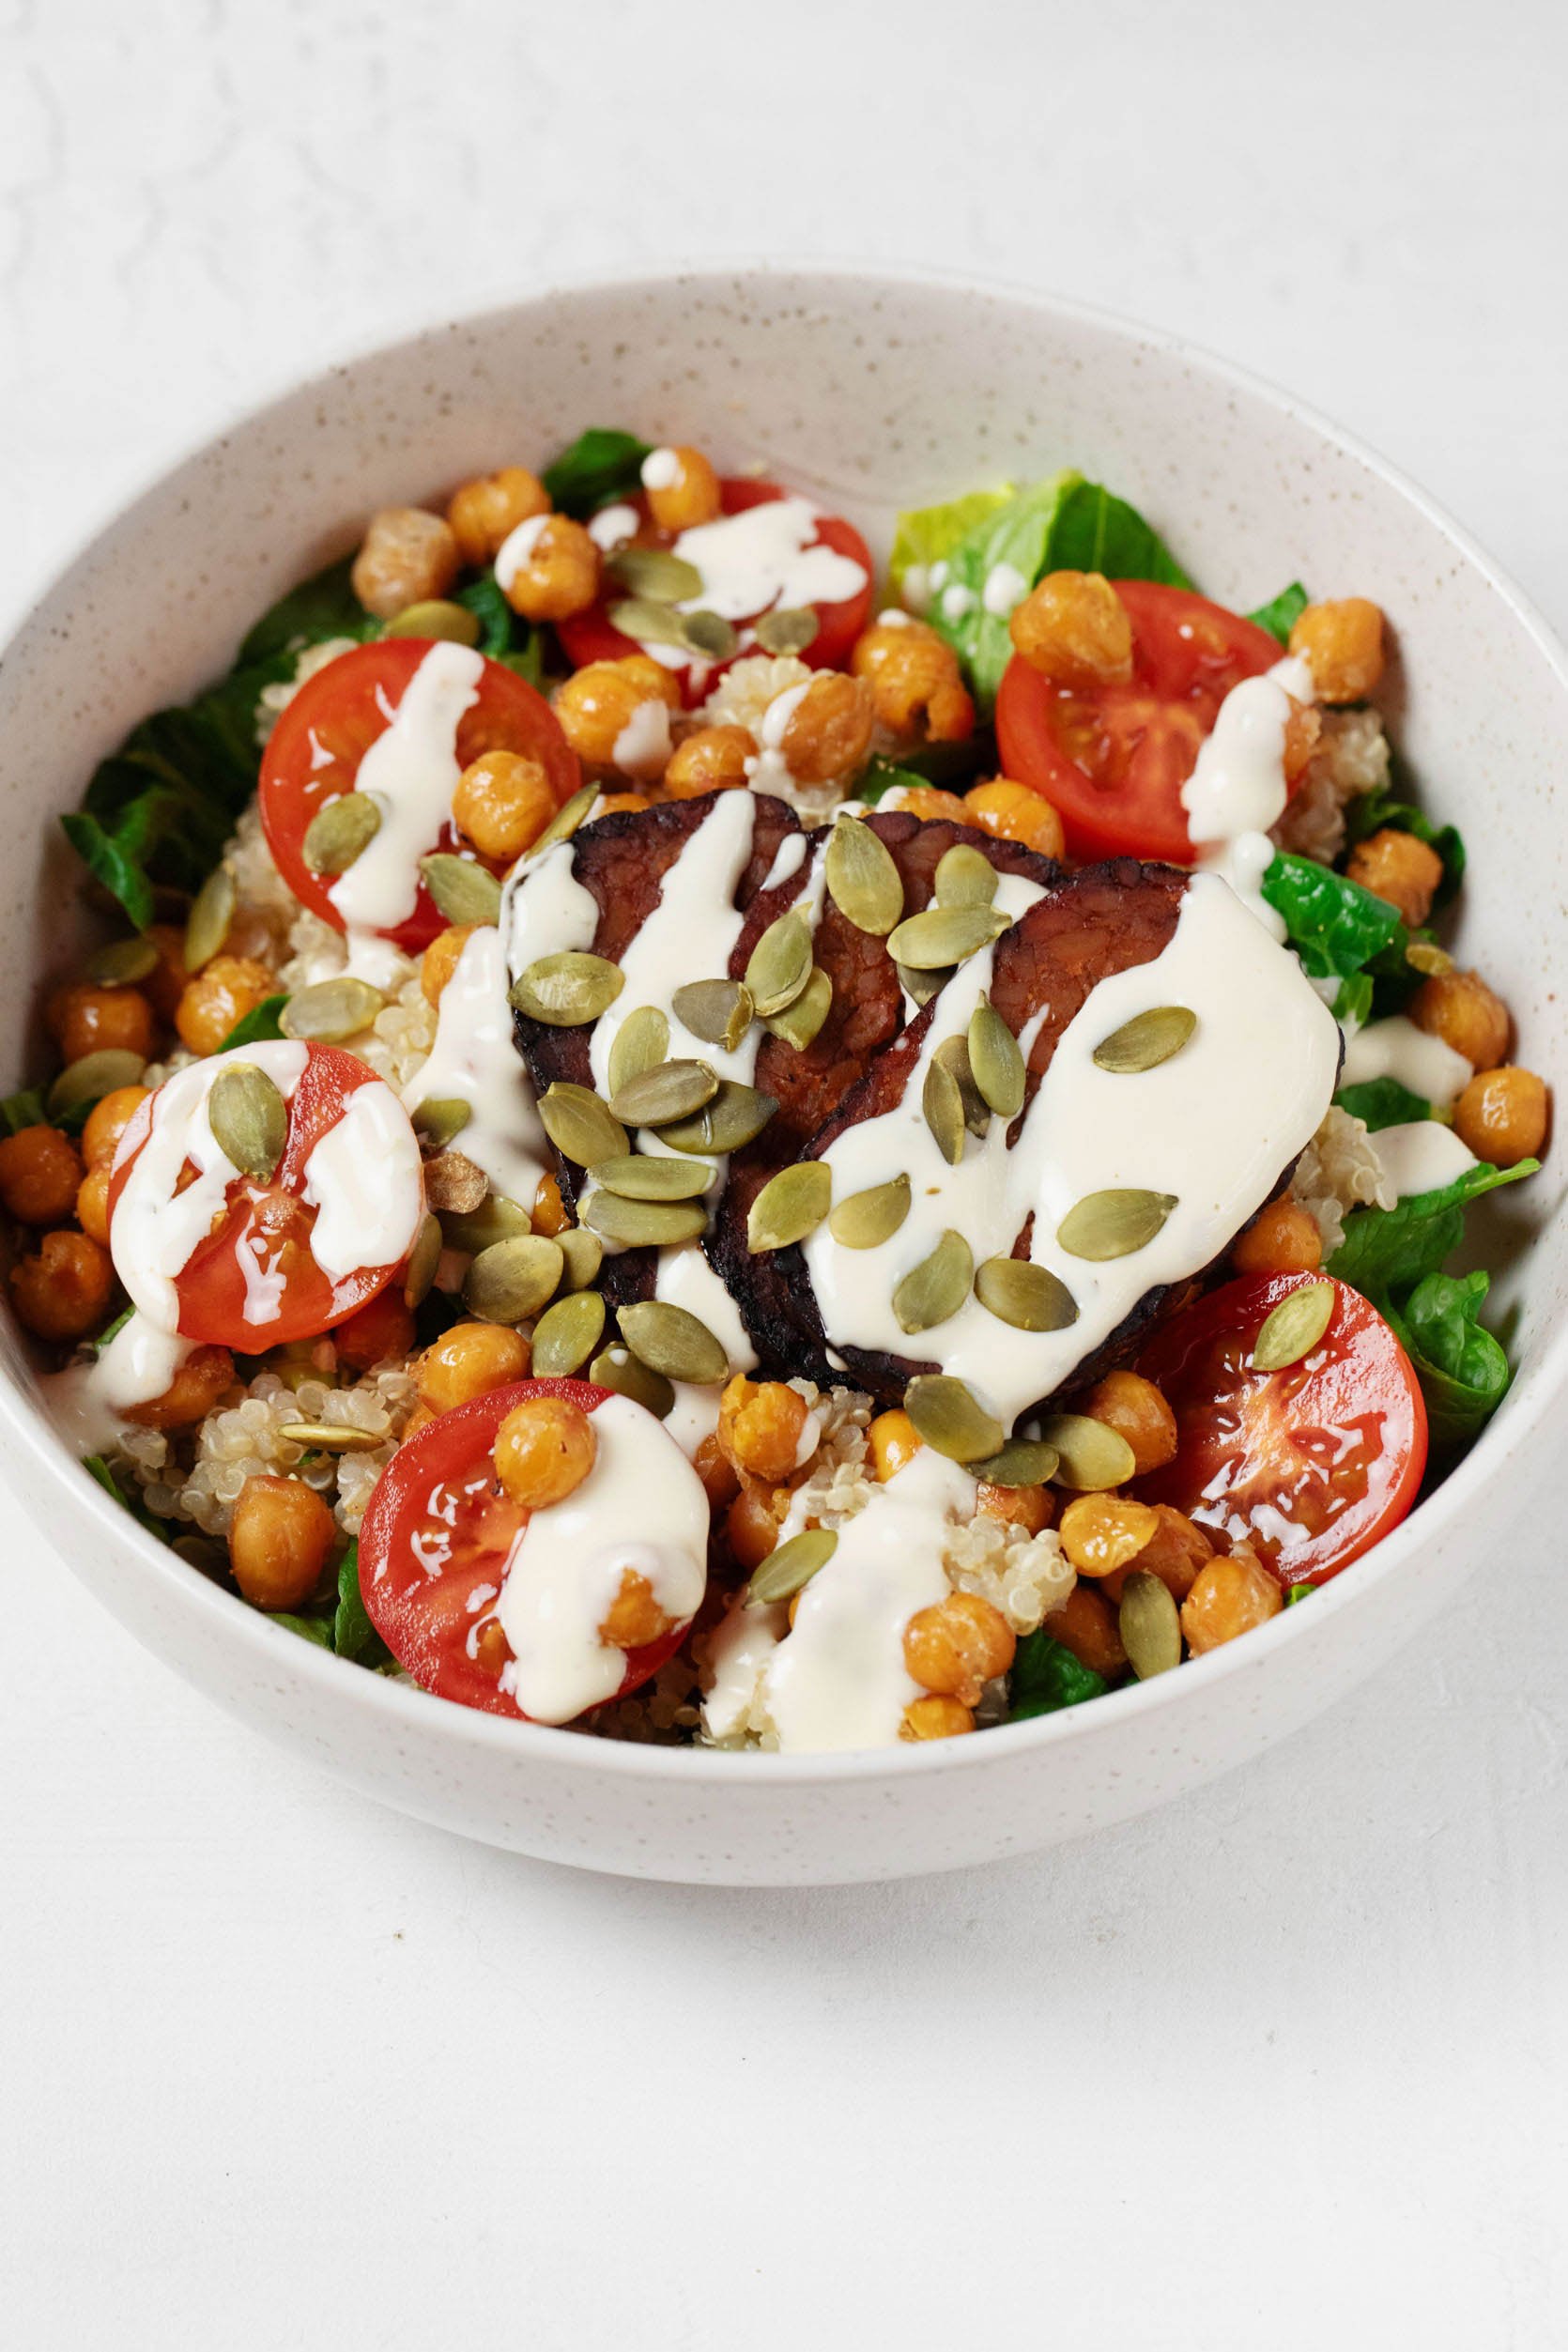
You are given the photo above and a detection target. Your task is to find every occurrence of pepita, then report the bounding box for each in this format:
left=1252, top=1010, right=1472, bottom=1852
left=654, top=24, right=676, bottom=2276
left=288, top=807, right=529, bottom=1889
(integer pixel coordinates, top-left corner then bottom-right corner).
left=886, top=902, right=1006, bottom=970
left=681, top=609, right=739, bottom=660
left=974, top=1257, right=1078, bottom=1331
left=1119, top=1570, right=1182, bottom=1679
left=581, top=1191, right=710, bottom=1248
left=403, top=1211, right=444, bottom=1306
left=897, top=960, right=950, bottom=1008
left=463, top=1234, right=564, bottom=1324
left=423, top=1149, right=488, bottom=1214
left=745, top=910, right=813, bottom=1017
left=588, top=1344, right=674, bottom=1420
left=618, top=1299, right=729, bottom=1385
left=968, top=997, right=1025, bottom=1119
left=970, top=1438, right=1061, bottom=1488
left=382, top=599, right=482, bottom=645
left=1406, top=939, right=1454, bottom=978
left=746, top=1526, right=838, bottom=1606
left=184, top=862, right=237, bottom=970
left=1035, top=1413, right=1137, bottom=1491
left=933, top=1034, right=991, bottom=1138
left=594, top=1153, right=714, bottom=1202
left=933, top=844, right=998, bottom=908
left=762, top=965, right=832, bottom=1052
left=893, top=1228, right=974, bottom=1335
left=1252, top=1278, right=1336, bottom=1372
left=746, top=1161, right=832, bottom=1253
left=86, top=935, right=160, bottom=987
left=538, top=1082, right=628, bottom=1167
left=824, top=815, right=903, bottom=936
left=671, top=978, right=754, bottom=1052
left=280, top=975, right=385, bottom=1043
left=608, top=1005, right=670, bottom=1098
left=439, top=1194, right=530, bottom=1254
left=658, top=1082, right=777, bottom=1157
left=420, top=853, right=502, bottom=928
left=1092, top=1005, right=1197, bottom=1075
left=276, top=1421, right=385, bottom=1453
left=410, top=1095, right=472, bottom=1149
left=904, top=1375, right=1006, bottom=1465
left=301, top=792, right=380, bottom=878
left=530, top=1289, right=607, bottom=1377
left=46, top=1048, right=146, bottom=1121
left=208, top=1060, right=287, bottom=1180
left=529, top=783, right=599, bottom=859
left=557, top=1226, right=604, bottom=1290
left=607, top=596, right=690, bottom=650
left=1057, top=1188, right=1178, bottom=1261
left=608, top=1058, right=719, bottom=1128
left=922, top=1055, right=966, bottom=1166
left=607, top=546, right=704, bottom=602
left=510, top=951, right=624, bottom=1026
left=753, top=607, right=820, bottom=657
left=828, top=1174, right=910, bottom=1250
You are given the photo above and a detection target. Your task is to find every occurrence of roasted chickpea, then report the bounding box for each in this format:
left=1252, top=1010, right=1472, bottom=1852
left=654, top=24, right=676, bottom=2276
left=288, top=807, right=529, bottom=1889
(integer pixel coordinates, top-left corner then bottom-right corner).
left=593, top=792, right=653, bottom=814
left=531, top=1174, right=570, bottom=1237
left=1288, top=598, right=1385, bottom=703
left=1411, top=968, right=1511, bottom=1071
left=1345, top=828, right=1445, bottom=929
left=333, top=1287, right=417, bottom=1373
left=1231, top=1198, right=1323, bottom=1277
left=1282, top=698, right=1322, bottom=783
left=1057, top=1493, right=1161, bottom=1579
left=1078, top=1370, right=1177, bottom=1477
left=725, top=1482, right=784, bottom=1572
left=82, top=1084, right=150, bottom=1170
left=351, top=507, right=460, bottom=621
left=417, top=1321, right=530, bottom=1413
left=643, top=444, right=722, bottom=533
left=122, top=1344, right=235, bottom=1430
left=0, top=1126, right=84, bottom=1225
left=868, top=1408, right=921, bottom=1483
left=693, top=1431, right=741, bottom=1513
left=663, top=724, right=755, bottom=800
left=446, top=466, right=549, bottom=566
left=47, top=982, right=155, bottom=1067
left=495, top=1394, right=596, bottom=1508
left=228, top=1475, right=335, bottom=1611
left=976, top=1480, right=1054, bottom=1535
left=552, top=656, right=682, bottom=770
left=1453, top=1067, right=1549, bottom=1167
left=850, top=619, right=974, bottom=742
left=1046, top=1581, right=1128, bottom=1680
left=779, top=672, right=875, bottom=786
left=175, top=955, right=277, bottom=1056
left=899, top=1695, right=975, bottom=1740
left=10, top=1229, right=114, bottom=1343
left=1009, top=570, right=1132, bottom=687
left=963, top=777, right=1067, bottom=861
left=896, top=785, right=971, bottom=827
left=599, top=1568, right=677, bottom=1651
left=1101, top=1504, right=1212, bottom=1606
left=500, top=514, right=600, bottom=623
left=452, top=749, right=555, bottom=863
left=420, top=923, right=480, bottom=1009
left=903, top=1591, right=1016, bottom=1705
left=75, top=1161, right=111, bottom=1245
left=717, top=1375, right=810, bottom=1484
left=1180, top=1545, right=1284, bottom=1653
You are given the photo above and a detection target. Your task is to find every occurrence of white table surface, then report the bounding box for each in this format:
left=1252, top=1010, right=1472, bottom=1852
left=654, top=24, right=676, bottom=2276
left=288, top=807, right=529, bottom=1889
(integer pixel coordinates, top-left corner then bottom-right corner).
left=3, top=4, right=1565, bottom=2344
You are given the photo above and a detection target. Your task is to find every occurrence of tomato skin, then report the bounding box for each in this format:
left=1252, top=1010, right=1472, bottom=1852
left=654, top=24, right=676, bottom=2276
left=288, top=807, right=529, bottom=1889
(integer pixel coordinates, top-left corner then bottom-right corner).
left=106, top=1044, right=421, bottom=1351
left=996, top=580, right=1289, bottom=864
left=557, top=479, right=875, bottom=706
left=358, top=1378, right=693, bottom=1720
left=1130, top=1272, right=1428, bottom=1588
left=258, top=640, right=580, bottom=951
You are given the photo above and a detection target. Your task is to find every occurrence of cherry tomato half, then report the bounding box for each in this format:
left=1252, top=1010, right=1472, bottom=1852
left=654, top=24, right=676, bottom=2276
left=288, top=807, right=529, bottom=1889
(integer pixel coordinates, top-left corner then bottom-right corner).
left=107, top=1042, right=423, bottom=1351
left=557, top=478, right=875, bottom=706
left=1131, top=1271, right=1428, bottom=1589
left=259, top=639, right=580, bottom=952
left=357, top=1378, right=695, bottom=1720
left=995, top=580, right=1288, bottom=864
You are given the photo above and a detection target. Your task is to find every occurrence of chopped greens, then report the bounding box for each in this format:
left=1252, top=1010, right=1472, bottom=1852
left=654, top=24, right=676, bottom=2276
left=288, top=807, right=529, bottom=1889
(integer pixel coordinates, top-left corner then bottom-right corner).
left=454, top=575, right=543, bottom=682
left=856, top=759, right=941, bottom=805
left=1343, top=791, right=1467, bottom=913
left=887, top=484, right=1014, bottom=599
left=1333, top=1076, right=1434, bottom=1131
left=542, top=427, right=652, bottom=517
left=1008, top=1628, right=1110, bottom=1719
left=238, top=557, right=373, bottom=667
left=1401, top=1269, right=1514, bottom=1448
left=331, top=1539, right=393, bottom=1668
left=82, top=1453, right=167, bottom=1536
left=0, top=1087, right=48, bottom=1135
left=219, top=994, right=289, bottom=1051
left=1248, top=581, right=1309, bottom=644
left=1261, top=851, right=1407, bottom=979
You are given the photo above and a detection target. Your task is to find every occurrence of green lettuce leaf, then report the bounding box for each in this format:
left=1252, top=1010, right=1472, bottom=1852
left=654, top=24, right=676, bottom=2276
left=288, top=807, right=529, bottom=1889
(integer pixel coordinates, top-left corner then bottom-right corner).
left=1328, top=1157, right=1534, bottom=1304
left=542, top=427, right=652, bottom=517
left=219, top=994, right=288, bottom=1051
left=1, top=1087, right=47, bottom=1135
left=855, top=760, right=932, bottom=806
left=331, top=1540, right=392, bottom=1668
left=238, top=557, right=373, bottom=666
left=272, top=1611, right=334, bottom=1649
left=1247, top=582, right=1309, bottom=644
left=454, top=575, right=543, bottom=681
left=1342, top=791, right=1467, bottom=913
left=887, top=485, right=1014, bottom=598
left=1009, top=1628, right=1110, bottom=1720
left=1333, top=1076, right=1433, bottom=1131
left=1261, top=851, right=1407, bottom=979
left=83, top=1453, right=167, bottom=1536
left=1400, top=1270, right=1513, bottom=1449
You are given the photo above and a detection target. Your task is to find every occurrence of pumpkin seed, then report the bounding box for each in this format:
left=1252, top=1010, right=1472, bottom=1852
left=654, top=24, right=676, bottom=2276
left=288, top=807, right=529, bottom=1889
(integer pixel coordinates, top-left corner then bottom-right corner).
left=420, top=853, right=502, bottom=928
left=824, top=815, right=903, bottom=936
left=1092, top=1005, right=1197, bottom=1075
left=922, top=1055, right=966, bottom=1166
left=682, top=609, right=739, bottom=660
left=658, top=1082, right=777, bottom=1157
left=619, top=1299, right=729, bottom=1385
left=970, top=1438, right=1061, bottom=1489
left=746, top=1161, right=832, bottom=1253
left=933, top=843, right=997, bottom=908
left=1119, top=1570, right=1182, bottom=1679
left=529, top=782, right=599, bottom=859
left=439, top=1193, right=530, bottom=1254
left=974, top=1257, right=1079, bottom=1331
left=423, top=1149, right=488, bottom=1214
left=1252, top=1278, right=1336, bottom=1372
left=208, top=1060, right=286, bottom=1180
left=463, top=1234, right=563, bottom=1324
left=276, top=1421, right=385, bottom=1453
left=828, top=1174, right=910, bottom=1250
left=746, top=1526, right=838, bottom=1606
left=1406, top=939, right=1454, bottom=978
left=510, top=951, right=624, bottom=1025
left=933, top=1034, right=990, bottom=1138
left=557, top=1226, right=604, bottom=1290
left=1057, top=1188, right=1178, bottom=1261
left=403, top=1212, right=444, bottom=1306
left=382, top=598, right=482, bottom=645
left=745, top=910, right=813, bottom=1017
left=671, top=978, right=754, bottom=1052
left=886, top=902, right=1005, bottom=970
left=607, top=546, right=703, bottom=602
left=594, top=1152, right=714, bottom=1201
left=86, top=934, right=160, bottom=987
left=1035, top=1413, right=1137, bottom=1491
left=608, top=1005, right=670, bottom=1098
left=608, top=1058, right=719, bottom=1128
left=904, top=1375, right=1006, bottom=1465
left=280, top=975, right=384, bottom=1043
left=530, top=1289, right=607, bottom=1377
left=897, top=961, right=950, bottom=1008
left=753, top=606, right=820, bottom=656
left=302, top=792, right=379, bottom=878
left=46, top=1048, right=146, bottom=1121
left=762, top=965, right=832, bottom=1052
left=581, top=1191, right=710, bottom=1248
left=607, top=596, right=690, bottom=650
left=184, top=862, right=237, bottom=970
left=893, top=1228, right=973, bottom=1335
left=410, top=1096, right=472, bottom=1149
left=588, top=1345, right=674, bottom=1419
left=538, top=1082, right=628, bottom=1167
left=968, top=998, right=1025, bottom=1119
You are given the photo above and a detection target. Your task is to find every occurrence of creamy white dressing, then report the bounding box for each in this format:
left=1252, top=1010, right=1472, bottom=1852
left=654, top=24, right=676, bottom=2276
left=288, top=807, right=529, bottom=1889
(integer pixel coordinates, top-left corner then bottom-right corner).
left=406, top=925, right=550, bottom=1208
left=744, top=679, right=812, bottom=799
left=1372, top=1120, right=1479, bottom=1198
left=501, top=838, right=600, bottom=979
left=640, top=448, right=682, bottom=492
left=611, top=699, right=673, bottom=780
left=493, top=512, right=551, bottom=592
left=653, top=1243, right=759, bottom=1374
left=940, top=582, right=976, bottom=623
left=665, top=498, right=868, bottom=624
left=759, top=831, right=808, bottom=894
left=326, top=641, right=485, bottom=934
left=301, top=1081, right=424, bottom=1277
left=45, top=1313, right=195, bottom=1453
left=587, top=502, right=638, bottom=553
left=982, top=561, right=1029, bottom=618
left=700, top=1599, right=787, bottom=1742
left=1340, top=1014, right=1472, bottom=1109
left=1179, top=653, right=1314, bottom=940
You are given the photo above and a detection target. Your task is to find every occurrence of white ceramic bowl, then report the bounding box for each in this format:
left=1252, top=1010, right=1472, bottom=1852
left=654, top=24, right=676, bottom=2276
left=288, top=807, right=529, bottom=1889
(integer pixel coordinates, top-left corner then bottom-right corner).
left=2, top=265, right=1563, bottom=1884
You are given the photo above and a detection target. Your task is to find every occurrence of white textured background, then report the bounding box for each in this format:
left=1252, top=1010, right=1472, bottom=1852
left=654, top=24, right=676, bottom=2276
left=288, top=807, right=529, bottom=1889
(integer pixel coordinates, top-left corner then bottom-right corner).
left=3, top=4, right=1566, bottom=2346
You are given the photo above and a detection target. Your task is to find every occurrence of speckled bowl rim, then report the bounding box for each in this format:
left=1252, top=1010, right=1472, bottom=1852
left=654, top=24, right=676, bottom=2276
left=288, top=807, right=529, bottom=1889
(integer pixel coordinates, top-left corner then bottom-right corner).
left=5, top=257, right=1566, bottom=1788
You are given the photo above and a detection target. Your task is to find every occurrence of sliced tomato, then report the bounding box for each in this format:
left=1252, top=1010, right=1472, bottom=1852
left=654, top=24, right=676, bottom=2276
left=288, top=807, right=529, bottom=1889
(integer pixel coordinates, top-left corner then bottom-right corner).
left=1131, top=1272, right=1428, bottom=1589
left=557, top=478, right=875, bottom=706
left=258, top=640, right=580, bottom=952
left=357, top=1378, right=694, bottom=1720
left=107, top=1043, right=423, bottom=1351
left=995, top=580, right=1288, bottom=863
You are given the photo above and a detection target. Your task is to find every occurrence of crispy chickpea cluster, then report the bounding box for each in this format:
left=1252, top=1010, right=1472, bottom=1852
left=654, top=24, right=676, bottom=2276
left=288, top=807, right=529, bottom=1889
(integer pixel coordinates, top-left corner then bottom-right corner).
left=851, top=619, right=974, bottom=743
left=1009, top=570, right=1133, bottom=688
